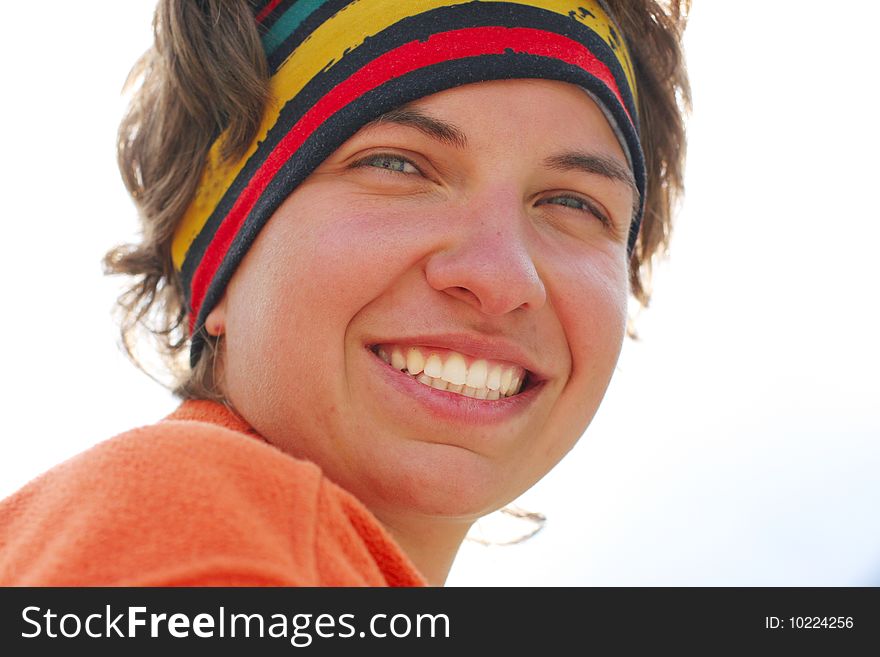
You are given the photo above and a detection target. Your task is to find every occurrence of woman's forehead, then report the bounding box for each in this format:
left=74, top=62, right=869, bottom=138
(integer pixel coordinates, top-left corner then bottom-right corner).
left=359, top=79, right=629, bottom=160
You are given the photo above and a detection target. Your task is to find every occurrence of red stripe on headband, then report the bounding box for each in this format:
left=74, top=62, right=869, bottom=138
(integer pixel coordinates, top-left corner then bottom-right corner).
left=189, top=26, right=627, bottom=328
left=255, top=0, right=284, bottom=24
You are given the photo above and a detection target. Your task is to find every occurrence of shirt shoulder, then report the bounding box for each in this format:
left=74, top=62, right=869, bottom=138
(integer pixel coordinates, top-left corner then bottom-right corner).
left=0, top=410, right=324, bottom=585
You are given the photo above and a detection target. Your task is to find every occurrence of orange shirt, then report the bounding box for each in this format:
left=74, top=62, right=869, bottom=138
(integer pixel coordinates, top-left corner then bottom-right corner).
left=0, top=400, right=425, bottom=586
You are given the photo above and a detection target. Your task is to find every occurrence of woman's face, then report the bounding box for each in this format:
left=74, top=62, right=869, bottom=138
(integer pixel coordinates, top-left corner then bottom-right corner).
left=212, top=79, right=635, bottom=524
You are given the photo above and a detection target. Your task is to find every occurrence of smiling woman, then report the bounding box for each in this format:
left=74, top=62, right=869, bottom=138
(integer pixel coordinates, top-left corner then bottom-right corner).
left=0, top=0, right=689, bottom=587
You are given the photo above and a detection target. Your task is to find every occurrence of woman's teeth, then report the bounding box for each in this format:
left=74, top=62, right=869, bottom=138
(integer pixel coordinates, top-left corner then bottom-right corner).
left=374, top=345, right=525, bottom=399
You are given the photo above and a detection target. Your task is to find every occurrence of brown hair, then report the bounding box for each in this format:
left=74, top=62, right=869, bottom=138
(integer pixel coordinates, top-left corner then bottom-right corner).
left=104, top=0, right=691, bottom=399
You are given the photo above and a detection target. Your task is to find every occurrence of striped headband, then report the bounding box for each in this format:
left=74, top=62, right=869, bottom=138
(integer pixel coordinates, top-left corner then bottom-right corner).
left=173, top=0, right=646, bottom=365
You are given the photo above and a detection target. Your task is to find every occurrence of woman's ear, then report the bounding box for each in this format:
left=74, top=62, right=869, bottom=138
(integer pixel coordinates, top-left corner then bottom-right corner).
left=205, top=296, right=228, bottom=337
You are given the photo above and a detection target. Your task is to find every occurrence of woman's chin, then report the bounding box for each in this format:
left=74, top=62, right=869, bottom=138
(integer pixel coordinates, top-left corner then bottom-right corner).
left=350, top=444, right=520, bottom=522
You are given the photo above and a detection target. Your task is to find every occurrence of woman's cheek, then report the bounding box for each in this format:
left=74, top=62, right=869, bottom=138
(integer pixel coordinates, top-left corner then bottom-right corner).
left=306, top=207, right=444, bottom=295
left=551, top=252, right=628, bottom=378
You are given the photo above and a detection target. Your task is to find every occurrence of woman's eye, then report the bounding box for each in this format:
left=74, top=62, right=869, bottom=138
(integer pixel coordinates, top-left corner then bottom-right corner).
left=355, top=153, right=420, bottom=175
left=539, top=194, right=610, bottom=226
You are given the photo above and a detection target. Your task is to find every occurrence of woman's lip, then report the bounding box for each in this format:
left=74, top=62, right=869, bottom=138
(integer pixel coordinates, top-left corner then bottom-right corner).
left=364, top=345, right=544, bottom=426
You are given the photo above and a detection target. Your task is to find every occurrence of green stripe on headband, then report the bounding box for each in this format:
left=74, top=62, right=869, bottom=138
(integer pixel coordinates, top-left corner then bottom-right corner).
left=260, top=0, right=325, bottom=56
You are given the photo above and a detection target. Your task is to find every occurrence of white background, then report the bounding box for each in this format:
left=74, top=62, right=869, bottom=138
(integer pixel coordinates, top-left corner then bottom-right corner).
left=1, top=2, right=878, bottom=585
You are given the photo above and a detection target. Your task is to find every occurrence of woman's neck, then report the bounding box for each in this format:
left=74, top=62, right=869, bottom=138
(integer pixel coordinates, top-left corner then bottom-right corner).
left=375, top=513, right=474, bottom=586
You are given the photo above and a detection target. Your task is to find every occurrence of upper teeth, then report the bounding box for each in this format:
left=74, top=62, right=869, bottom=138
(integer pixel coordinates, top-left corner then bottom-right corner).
left=375, top=345, right=526, bottom=399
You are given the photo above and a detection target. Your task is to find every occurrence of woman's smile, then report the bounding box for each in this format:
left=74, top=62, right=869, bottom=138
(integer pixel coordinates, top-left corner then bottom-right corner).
left=362, top=335, right=551, bottom=428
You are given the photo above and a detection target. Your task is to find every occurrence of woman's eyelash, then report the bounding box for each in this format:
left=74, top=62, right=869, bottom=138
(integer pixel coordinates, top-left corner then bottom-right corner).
left=352, top=153, right=421, bottom=175
left=539, top=194, right=610, bottom=226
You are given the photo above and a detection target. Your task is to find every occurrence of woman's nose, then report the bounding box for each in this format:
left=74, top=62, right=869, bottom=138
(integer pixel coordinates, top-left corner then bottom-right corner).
left=424, top=194, right=547, bottom=316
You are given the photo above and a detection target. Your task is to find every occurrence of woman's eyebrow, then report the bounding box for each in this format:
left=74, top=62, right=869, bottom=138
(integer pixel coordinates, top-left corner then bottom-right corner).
left=544, top=151, right=639, bottom=201
left=367, top=106, right=468, bottom=149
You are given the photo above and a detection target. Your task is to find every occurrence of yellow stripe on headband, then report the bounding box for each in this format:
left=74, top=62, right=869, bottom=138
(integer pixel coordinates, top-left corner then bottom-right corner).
left=172, top=0, right=636, bottom=270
